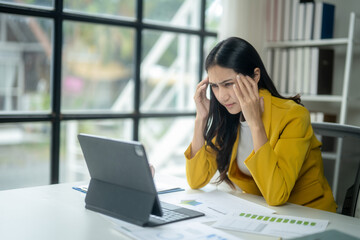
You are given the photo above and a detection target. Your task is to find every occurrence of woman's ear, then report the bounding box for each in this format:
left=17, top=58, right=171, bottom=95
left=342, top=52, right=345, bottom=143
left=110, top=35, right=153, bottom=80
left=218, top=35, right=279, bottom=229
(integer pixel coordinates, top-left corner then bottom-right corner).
left=253, top=68, right=261, bottom=83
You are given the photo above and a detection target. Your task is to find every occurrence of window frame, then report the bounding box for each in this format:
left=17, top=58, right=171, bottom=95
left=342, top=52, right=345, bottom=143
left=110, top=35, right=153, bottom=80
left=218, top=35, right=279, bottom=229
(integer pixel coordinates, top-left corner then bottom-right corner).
left=0, top=0, right=217, bottom=184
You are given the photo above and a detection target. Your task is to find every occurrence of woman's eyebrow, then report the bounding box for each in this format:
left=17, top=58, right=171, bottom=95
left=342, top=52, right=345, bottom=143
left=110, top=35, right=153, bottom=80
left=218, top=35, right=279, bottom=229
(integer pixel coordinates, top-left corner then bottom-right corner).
left=218, top=79, right=234, bottom=85
left=209, top=78, right=234, bottom=85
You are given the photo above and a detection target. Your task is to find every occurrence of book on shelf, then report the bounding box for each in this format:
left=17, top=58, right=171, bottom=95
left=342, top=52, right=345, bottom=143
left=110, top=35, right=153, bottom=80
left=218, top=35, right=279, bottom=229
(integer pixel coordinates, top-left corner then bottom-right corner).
left=290, top=0, right=300, bottom=40
left=304, top=1, right=315, bottom=40
left=276, top=0, right=284, bottom=41
left=313, top=1, right=335, bottom=39
left=297, top=2, right=306, bottom=40
left=322, top=113, right=336, bottom=152
left=287, top=48, right=297, bottom=94
left=270, top=47, right=333, bottom=96
left=311, top=112, right=336, bottom=152
left=267, top=0, right=286, bottom=41
left=282, top=0, right=293, bottom=41
left=309, top=47, right=319, bottom=95
left=266, top=0, right=336, bottom=97
left=267, top=0, right=335, bottom=42
left=310, top=112, right=336, bottom=123
left=272, top=49, right=282, bottom=90
left=295, top=48, right=304, bottom=93
left=266, top=49, right=274, bottom=77
left=267, top=0, right=280, bottom=41
left=266, top=0, right=275, bottom=41
left=279, top=49, right=288, bottom=93
left=310, top=48, right=334, bottom=95
left=302, top=47, right=312, bottom=94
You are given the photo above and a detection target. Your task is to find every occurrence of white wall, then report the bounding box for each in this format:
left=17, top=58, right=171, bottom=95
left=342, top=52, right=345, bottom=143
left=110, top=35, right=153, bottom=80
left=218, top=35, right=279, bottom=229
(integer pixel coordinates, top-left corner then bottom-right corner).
left=218, top=0, right=267, bottom=59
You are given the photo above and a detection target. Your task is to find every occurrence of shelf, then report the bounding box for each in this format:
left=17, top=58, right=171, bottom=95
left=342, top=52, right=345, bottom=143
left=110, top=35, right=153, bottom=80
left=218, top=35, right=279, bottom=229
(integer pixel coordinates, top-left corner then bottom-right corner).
left=282, top=94, right=343, bottom=102
left=321, top=152, right=337, bottom=160
left=266, top=38, right=349, bottom=48
left=301, top=95, right=343, bottom=102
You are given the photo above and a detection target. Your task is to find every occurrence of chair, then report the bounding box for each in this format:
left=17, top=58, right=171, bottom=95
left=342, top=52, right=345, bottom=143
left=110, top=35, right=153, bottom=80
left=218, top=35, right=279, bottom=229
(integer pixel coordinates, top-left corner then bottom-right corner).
left=311, top=122, right=360, bottom=217
left=342, top=161, right=360, bottom=217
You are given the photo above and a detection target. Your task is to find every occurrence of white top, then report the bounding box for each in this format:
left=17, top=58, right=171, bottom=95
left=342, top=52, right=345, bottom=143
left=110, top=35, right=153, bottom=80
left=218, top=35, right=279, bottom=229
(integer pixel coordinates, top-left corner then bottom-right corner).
left=236, top=120, right=253, bottom=176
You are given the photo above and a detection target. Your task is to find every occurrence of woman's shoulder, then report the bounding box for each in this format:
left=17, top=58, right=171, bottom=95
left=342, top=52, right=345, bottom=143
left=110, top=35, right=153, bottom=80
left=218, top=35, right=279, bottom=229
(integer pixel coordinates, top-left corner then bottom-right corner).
left=260, top=89, right=309, bottom=117
left=272, top=97, right=310, bottom=126
left=271, top=96, right=305, bottom=111
left=264, top=92, right=309, bottom=119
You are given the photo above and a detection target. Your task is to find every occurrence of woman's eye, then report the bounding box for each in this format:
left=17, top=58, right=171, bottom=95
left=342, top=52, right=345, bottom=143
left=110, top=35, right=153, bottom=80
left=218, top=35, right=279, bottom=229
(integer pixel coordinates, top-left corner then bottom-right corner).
left=225, top=83, right=234, bottom=87
left=210, top=84, right=218, bottom=88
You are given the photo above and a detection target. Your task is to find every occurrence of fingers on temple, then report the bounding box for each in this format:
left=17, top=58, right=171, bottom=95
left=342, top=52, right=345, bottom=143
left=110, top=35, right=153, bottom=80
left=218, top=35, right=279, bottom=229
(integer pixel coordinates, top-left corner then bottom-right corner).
left=248, top=75, right=259, bottom=95
left=239, top=74, right=258, bottom=98
left=233, top=76, right=242, bottom=99
left=236, top=75, right=251, bottom=100
left=197, top=77, right=209, bottom=90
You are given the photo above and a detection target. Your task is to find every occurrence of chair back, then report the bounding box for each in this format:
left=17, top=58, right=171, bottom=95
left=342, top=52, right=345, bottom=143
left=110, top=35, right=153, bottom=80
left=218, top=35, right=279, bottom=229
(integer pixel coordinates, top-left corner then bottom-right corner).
left=312, top=122, right=360, bottom=217
left=342, top=162, right=360, bottom=217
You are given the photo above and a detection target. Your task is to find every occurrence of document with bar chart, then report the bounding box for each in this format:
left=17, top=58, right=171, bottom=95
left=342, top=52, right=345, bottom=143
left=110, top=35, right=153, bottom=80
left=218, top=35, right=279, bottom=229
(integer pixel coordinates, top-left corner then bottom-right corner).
left=212, top=212, right=329, bottom=239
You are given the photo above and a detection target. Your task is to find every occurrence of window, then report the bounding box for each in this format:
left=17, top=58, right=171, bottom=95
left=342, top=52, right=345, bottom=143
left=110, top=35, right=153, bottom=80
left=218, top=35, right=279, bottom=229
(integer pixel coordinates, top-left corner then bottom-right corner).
left=0, top=0, right=220, bottom=190
left=0, top=13, right=52, bottom=112
left=62, top=21, right=135, bottom=112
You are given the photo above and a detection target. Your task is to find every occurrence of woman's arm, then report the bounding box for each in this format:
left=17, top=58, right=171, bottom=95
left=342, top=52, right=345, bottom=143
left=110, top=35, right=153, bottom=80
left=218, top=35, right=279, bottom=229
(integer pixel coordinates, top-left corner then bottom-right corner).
left=190, top=77, right=210, bottom=157
left=185, top=143, right=218, bottom=189
left=186, top=76, right=218, bottom=188
left=233, top=73, right=267, bottom=152
left=190, top=117, right=207, bottom=158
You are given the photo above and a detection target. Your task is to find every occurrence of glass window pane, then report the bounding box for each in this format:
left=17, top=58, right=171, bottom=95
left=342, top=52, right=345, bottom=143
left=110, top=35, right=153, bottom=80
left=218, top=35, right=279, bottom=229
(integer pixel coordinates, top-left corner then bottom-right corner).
left=60, top=119, right=133, bottom=183
left=0, top=0, right=53, bottom=9
left=203, top=36, right=218, bottom=76
left=143, top=0, right=200, bottom=29
left=0, top=14, right=53, bottom=112
left=139, top=117, right=194, bottom=179
left=63, top=0, right=136, bottom=20
left=62, top=21, right=135, bottom=112
left=205, top=0, right=222, bottom=32
left=0, top=122, right=51, bottom=190
left=141, top=30, right=199, bottom=112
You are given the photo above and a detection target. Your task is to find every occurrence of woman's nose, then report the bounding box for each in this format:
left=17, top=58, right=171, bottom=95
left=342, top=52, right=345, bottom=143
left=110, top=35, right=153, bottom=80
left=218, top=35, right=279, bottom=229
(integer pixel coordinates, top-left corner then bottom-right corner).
left=219, top=87, right=230, bottom=101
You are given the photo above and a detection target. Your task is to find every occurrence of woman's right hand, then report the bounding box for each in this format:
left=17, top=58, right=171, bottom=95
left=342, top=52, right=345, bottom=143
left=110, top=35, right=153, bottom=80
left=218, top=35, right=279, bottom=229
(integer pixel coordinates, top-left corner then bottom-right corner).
left=194, top=77, right=210, bottom=121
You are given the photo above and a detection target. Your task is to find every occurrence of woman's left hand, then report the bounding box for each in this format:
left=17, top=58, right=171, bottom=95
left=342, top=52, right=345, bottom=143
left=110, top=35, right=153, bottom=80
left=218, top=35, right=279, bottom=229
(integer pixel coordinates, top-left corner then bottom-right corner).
left=233, top=74, right=264, bottom=127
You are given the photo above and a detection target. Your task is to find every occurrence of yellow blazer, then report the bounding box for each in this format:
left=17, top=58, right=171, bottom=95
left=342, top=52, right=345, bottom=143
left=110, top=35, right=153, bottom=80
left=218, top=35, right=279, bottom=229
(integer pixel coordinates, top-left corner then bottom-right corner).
left=185, top=89, right=337, bottom=212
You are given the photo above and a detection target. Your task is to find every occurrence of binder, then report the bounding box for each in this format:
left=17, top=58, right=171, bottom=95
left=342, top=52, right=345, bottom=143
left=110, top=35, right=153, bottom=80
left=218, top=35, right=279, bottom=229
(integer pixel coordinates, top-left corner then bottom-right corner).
left=313, top=2, right=335, bottom=39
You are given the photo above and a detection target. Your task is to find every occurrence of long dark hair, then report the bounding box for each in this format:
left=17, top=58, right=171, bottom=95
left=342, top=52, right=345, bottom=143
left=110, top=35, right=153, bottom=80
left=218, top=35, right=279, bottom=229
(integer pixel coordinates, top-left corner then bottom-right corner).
left=204, top=37, right=301, bottom=188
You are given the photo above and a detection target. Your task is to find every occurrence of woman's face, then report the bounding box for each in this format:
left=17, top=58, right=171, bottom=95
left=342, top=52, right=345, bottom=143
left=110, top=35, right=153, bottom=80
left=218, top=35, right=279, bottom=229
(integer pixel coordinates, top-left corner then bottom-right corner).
left=208, top=65, right=241, bottom=115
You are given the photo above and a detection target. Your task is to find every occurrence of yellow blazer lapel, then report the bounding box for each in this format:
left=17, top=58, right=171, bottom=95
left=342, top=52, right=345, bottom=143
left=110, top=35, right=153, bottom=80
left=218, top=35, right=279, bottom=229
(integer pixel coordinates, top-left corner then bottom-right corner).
left=259, top=89, right=272, bottom=139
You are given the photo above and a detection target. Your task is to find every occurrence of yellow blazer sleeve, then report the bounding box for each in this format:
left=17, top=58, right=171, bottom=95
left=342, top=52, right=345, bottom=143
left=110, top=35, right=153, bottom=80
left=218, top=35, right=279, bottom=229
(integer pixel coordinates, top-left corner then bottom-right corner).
left=185, top=143, right=218, bottom=189
left=245, top=105, right=312, bottom=206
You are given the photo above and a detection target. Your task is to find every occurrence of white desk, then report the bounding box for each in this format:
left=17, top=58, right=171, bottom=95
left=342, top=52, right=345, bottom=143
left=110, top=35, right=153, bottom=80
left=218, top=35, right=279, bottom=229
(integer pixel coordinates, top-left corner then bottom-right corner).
left=1, top=175, right=359, bottom=240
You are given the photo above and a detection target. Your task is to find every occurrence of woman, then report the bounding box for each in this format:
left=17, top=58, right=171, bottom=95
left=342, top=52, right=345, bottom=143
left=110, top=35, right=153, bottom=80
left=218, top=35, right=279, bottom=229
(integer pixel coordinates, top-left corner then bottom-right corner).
left=185, top=37, right=337, bottom=212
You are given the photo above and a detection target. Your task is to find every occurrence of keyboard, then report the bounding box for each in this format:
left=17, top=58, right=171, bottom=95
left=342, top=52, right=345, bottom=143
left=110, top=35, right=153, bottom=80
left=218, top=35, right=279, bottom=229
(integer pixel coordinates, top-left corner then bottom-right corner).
left=147, top=201, right=204, bottom=226
left=151, top=207, right=189, bottom=222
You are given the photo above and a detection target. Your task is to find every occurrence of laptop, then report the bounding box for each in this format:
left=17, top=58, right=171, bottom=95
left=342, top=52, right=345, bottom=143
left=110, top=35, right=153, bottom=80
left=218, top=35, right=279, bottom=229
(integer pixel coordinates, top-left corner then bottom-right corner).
left=77, top=133, right=204, bottom=227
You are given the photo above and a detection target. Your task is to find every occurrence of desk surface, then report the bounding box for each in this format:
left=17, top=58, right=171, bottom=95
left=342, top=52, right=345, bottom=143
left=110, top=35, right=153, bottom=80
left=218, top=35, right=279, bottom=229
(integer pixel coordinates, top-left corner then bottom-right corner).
left=1, top=175, right=360, bottom=240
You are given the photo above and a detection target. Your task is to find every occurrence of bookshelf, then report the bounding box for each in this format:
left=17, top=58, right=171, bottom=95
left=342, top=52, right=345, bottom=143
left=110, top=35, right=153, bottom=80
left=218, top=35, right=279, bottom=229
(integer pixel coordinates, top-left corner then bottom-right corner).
left=265, top=12, right=358, bottom=125
left=265, top=12, right=359, bottom=200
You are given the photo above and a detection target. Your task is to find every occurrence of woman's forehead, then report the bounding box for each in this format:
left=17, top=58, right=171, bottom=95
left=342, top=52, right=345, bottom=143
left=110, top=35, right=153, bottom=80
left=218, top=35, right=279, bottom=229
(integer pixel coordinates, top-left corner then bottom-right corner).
left=208, top=66, right=236, bottom=83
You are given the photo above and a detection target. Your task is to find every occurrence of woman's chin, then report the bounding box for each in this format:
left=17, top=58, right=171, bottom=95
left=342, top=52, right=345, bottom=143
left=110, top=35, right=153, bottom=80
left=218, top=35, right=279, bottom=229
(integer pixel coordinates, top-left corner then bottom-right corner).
left=226, top=108, right=241, bottom=115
